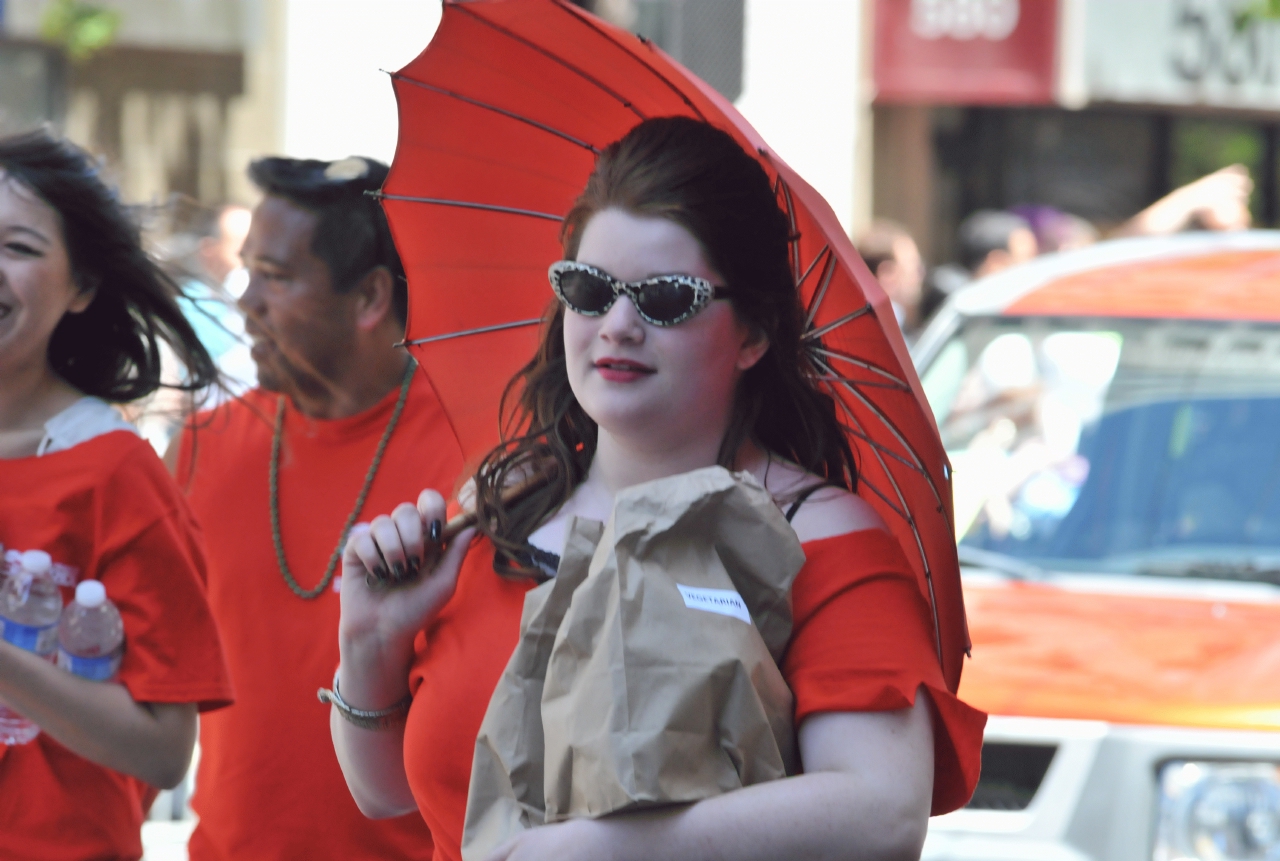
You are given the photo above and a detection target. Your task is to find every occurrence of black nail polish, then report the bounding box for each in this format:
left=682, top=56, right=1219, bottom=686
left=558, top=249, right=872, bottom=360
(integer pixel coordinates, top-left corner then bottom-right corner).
left=393, top=561, right=406, bottom=581
left=374, top=565, right=390, bottom=581
left=429, top=519, right=442, bottom=543
left=408, top=556, right=422, bottom=573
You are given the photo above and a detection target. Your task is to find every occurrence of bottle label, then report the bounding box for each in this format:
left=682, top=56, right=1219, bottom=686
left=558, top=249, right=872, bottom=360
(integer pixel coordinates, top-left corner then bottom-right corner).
left=56, top=650, right=121, bottom=682
left=0, top=620, right=58, bottom=655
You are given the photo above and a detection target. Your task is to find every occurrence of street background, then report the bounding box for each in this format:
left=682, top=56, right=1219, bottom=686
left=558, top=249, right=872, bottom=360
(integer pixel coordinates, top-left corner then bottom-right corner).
left=2, top=0, right=1276, bottom=262
left=2, top=1, right=1277, bottom=859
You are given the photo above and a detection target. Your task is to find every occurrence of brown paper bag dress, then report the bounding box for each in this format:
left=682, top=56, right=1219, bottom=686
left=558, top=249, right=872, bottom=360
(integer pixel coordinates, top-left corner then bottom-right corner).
left=462, top=467, right=807, bottom=860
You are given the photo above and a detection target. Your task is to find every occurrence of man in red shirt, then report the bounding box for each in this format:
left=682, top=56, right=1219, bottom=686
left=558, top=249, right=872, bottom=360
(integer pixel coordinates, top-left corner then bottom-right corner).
left=173, top=156, right=463, bottom=861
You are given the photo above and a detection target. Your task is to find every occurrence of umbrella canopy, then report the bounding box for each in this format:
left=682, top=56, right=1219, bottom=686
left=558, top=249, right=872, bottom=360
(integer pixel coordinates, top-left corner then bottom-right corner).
left=383, top=0, right=969, bottom=691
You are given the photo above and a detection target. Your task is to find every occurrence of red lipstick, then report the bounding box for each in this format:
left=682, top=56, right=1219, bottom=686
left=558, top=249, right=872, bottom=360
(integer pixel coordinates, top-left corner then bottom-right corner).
left=593, top=357, right=655, bottom=383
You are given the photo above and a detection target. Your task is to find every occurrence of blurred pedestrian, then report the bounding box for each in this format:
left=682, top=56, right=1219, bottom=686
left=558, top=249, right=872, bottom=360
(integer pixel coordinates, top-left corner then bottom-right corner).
left=0, top=129, right=232, bottom=860
left=957, top=209, right=1039, bottom=278
left=856, top=218, right=926, bottom=335
left=194, top=204, right=252, bottom=297
left=171, top=155, right=463, bottom=861
left=1115, top=164, right=1254, bottom=236
left=133, top=203, right=256, bottom=451
left=1008, top=205, right=1099, bottom=254
left=174, top=203, right=255, bottom=401
left=917, top=210, right=1039, bottom=324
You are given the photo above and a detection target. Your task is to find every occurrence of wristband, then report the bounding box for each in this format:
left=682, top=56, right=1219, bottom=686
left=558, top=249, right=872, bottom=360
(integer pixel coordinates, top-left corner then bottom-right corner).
left=318, top=669, right=412, bottom=731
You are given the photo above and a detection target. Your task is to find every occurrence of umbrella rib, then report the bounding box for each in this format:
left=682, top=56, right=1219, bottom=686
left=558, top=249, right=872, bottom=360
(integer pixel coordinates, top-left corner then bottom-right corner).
left=376, top=193, right=563, bottom=222
left=775, top=176, right=802, bottom=283
left=803, top=304, right=872, bottom=341
left=456, top=3, right=647, bottom=119
left=803, top=252, right=838, bottom=329
left=843, top=426, right=927, bottom=471
left=795, top=245, right=829, bottom=293
left=821, top=374, right=919, bottom=508
left=852, top=472, right=908, bottom=521
left=821, top=363, right=926, bottom=472
left=812, top=363, right=919, bottom=470
left=822, top=364, right=946, bottom=510
left=810, top=346, right=909, bottom=387
left=399, top=317, right=543, bottom=347
left=392, top=73, right=601, bottom=152
left=816, top=376, right=907, bottom=391
left=829, top=385, right=944, bottom=668
left=555, top=0, right=707, bottom=121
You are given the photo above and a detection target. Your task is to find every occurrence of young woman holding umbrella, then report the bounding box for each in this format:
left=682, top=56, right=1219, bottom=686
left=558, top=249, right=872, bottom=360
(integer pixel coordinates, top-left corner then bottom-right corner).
left=333, top=118, right=984, bottom=861
left=0, top=130, right=233, bottom=859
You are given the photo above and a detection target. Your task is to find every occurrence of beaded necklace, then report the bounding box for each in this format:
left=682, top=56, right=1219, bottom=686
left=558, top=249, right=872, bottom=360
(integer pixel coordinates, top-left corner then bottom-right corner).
left=269, top=361, right=414, bottom=599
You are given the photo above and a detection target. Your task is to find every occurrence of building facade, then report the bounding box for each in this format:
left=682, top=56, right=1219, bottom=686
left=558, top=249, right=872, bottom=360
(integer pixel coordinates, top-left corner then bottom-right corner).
left=873, top=0, right=1280, bottom=263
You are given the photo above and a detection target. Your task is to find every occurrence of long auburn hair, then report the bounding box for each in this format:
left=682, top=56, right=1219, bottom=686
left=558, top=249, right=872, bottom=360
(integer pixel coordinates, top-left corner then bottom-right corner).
left=0, top=129, right=218, bottom=402
left=472, top=117, right=858, bottom=576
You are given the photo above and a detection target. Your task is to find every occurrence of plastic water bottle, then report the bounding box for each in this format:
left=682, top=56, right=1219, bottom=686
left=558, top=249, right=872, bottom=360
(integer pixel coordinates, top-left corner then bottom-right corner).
left=0, top=550, right=63, bottom=745
left=57, top=580, right=124, bottom=682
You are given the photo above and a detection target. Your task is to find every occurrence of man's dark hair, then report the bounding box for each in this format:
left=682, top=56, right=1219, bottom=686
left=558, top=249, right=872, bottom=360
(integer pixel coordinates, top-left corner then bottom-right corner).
left=247, top=156, right=407, bottom=325
left=957, top=209, right=1030, bottom=272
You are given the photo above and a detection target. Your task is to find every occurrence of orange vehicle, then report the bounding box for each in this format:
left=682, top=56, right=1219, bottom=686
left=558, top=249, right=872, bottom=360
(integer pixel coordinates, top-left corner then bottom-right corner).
left=912, top=232, right=1280, bottom=861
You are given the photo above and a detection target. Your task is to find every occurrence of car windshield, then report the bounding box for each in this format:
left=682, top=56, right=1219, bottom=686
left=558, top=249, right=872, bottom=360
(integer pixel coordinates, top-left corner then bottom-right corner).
left=920, top=316, right=1280, bottom=577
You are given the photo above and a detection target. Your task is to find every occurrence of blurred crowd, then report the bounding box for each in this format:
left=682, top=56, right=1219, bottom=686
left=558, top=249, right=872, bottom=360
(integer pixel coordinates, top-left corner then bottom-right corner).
left=121, top=162, right=1257, bottom=453
left=857, top=163, right=1255, bottom=341
left=125, top=199, right=255, bottom=450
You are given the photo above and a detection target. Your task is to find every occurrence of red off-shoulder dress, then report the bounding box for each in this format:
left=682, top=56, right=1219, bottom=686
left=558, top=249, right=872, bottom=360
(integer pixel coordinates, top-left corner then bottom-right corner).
left=404, top=528, right=986, bottom=861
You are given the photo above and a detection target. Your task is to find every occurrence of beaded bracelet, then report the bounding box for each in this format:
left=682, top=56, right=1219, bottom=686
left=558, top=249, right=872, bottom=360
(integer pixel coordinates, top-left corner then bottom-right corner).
left=318, top=670, right=412, bottom=731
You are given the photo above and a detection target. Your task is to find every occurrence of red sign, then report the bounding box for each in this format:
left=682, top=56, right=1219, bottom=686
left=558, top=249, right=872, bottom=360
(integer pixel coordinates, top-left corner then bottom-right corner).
left=874, top=0, right=1058, bottom=104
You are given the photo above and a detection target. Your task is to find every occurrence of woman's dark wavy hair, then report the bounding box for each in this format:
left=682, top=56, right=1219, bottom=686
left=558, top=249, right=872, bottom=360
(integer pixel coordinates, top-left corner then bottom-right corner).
left=473, top=117, right=858, bottom=576
left=0, top=129, right=217, bottom=402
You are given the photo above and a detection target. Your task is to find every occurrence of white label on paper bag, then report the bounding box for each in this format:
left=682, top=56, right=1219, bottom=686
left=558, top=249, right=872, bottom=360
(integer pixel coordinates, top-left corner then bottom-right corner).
left=676, top=585, right=751, bottom=624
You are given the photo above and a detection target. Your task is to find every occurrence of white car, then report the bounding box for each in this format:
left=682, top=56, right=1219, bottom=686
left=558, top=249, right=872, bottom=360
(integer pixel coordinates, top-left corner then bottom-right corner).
left=913, top=232, right=1280, bottom=861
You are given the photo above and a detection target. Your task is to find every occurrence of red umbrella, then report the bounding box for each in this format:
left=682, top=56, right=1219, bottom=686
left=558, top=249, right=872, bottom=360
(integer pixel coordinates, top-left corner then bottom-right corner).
left=382, top=0, right=969, bottom=691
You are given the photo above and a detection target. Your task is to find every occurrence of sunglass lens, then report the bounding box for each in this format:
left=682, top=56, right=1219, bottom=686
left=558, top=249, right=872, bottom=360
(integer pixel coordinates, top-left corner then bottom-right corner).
left=637, top=279, right=697, bottom=324
left=557, top=269, right=615, bottom=314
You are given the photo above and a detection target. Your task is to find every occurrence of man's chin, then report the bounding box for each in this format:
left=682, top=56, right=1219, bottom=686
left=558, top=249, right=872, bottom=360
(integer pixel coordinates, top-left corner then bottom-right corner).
left=253, top=365, right=286, bottom=394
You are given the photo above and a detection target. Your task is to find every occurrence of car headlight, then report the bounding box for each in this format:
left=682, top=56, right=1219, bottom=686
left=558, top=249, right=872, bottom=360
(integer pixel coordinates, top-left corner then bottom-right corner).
left=1155, top=761, right=1280, bottom=861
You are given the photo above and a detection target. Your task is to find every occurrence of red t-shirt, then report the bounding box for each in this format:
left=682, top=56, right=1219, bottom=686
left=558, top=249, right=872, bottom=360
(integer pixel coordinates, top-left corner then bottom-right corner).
left=405, top=528, right=987, bottom=861
left=0, top=430, right=233, bottom=861
left=178, top=375, right=464, bottom=861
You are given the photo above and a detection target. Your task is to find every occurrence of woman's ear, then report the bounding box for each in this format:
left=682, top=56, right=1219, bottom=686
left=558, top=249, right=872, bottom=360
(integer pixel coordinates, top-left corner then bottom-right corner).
left=67, top=273, right=99, bottom=314
left=736, top=326, right=770, bottom=372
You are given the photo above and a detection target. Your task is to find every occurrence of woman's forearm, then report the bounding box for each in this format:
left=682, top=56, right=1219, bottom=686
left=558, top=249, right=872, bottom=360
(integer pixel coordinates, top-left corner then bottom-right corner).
left=490, top=698, right=936, bottom=861
left=0, top=641, right=196, bottom=788
left=332, top=503, right=475, bottom=819
left=616, top=701, right=934, bottom=861
left=599, top=770, right=927, bottom=861
left=490, top=770, right=929, bottom=861
left=330, top=636, right=420, bottom=818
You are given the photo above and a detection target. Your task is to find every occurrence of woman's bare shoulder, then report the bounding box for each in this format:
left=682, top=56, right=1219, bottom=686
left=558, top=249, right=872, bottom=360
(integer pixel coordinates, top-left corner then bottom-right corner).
left=762, top=459, right=887, bottom=544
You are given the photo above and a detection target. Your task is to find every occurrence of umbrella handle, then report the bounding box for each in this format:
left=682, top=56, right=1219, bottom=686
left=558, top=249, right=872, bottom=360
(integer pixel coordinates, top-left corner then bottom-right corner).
left=366, top=473, right=552, bottom=589
left=439, top=509, right=478, bottom=542
left=437, top=471, right=550, bottom=542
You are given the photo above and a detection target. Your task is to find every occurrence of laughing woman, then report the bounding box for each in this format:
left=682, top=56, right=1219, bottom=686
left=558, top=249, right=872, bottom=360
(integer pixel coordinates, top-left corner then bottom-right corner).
left=332, top=118, right=985, bottom=861
left=0, top=130, right=232, bottom=860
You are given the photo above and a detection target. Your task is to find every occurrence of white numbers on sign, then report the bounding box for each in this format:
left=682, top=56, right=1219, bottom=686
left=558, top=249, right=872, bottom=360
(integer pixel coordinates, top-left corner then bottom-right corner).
left=910, top=0, right=1021, bottom=41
